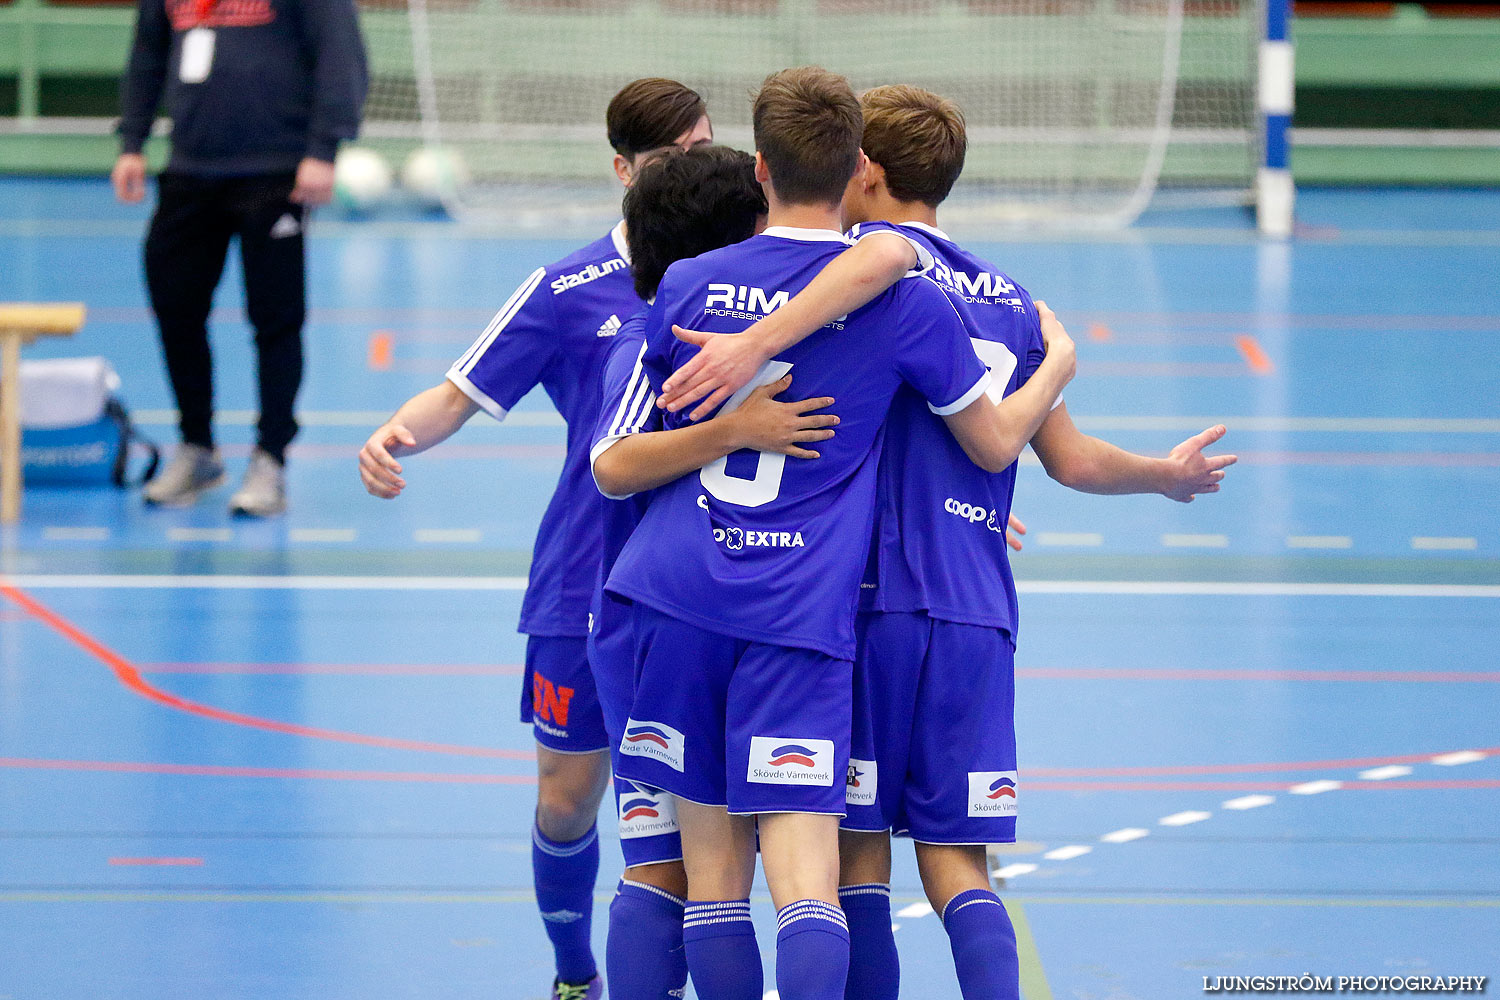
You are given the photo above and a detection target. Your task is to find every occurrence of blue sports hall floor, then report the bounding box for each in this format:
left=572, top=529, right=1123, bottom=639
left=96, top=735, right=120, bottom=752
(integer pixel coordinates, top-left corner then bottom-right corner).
left=1, top=179, right=1496, bottom=999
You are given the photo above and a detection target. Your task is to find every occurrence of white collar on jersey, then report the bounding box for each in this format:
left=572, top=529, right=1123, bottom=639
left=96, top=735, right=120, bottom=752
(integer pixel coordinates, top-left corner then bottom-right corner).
left=760, top=225, right=850, bottom=243
left=898, top=220, right=952, bottom=242
left=611, top=221, right=632, bottom=264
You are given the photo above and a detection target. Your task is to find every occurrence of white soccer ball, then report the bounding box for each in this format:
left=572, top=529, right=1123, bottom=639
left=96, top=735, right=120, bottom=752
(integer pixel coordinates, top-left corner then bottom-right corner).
left=401, top=146, right=471, bottom=207
left=333, top=146, right=393, bottom=211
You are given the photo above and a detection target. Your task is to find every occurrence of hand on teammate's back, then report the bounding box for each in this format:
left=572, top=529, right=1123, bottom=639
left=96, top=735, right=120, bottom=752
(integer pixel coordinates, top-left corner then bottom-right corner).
left=111, top=154, right=147, bottom=204
left=659, top=324, right=775, bottom=420
left=723, top=374, right=838, bottom=460
left=358, top=422, right=419, bottom=499
left=1161, top=425, right=1237, bottom=503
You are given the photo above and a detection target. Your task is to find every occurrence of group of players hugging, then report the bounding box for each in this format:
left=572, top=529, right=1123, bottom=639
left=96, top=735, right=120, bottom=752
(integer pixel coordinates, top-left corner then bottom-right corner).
left=358, top=68, right=1234, bottom=1000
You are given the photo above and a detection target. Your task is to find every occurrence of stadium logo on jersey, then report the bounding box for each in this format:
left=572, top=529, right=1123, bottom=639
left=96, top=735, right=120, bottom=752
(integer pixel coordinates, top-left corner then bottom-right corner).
left=620, top=719, right=686, bottom=772
left=748, top=736, right=836, bottom=786
left=713, top=527, right=806, bottom=550
left=551, top=258, right=627, bottom=294
left=531, top=672, right=574, bottom=735
left=945, top=498, right=1008, bottom=536
left=846, top=758, right=878, bottom=807
left=967, top=771, right=1020, bottom=817
left=618, top=781, right=680, bottom=840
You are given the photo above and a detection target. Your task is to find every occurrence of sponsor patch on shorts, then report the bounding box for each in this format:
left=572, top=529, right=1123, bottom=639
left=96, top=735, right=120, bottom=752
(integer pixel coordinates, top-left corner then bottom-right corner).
left=747, top=736, right=836, bottom=786
left=620, top=718, right=686, bottom=772
left=617, top=781, right=680, bottom=840
left=967, top=771, right=1019, bottom=817
left=845, top=758, right=878, bottom=807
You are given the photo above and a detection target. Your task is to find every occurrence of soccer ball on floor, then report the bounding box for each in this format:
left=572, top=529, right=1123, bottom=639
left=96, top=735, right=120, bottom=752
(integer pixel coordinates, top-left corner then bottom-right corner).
left=401, top=146, right=471, bottom=208
left=333, top=146, right=394, bottom=212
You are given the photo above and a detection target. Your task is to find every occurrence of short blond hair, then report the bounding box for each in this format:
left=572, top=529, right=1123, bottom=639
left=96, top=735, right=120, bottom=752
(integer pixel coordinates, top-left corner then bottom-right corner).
left=859, top=84, right=966, bottom=207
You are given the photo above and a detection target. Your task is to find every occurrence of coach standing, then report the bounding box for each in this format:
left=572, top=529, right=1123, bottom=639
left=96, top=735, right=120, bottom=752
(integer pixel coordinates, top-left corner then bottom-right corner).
left=113, top=0, right=368, bottom=516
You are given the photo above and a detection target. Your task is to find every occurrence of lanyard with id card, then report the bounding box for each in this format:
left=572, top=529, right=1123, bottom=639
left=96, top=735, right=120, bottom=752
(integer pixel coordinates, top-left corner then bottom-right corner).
left=179, top=0, right=219, bottom=84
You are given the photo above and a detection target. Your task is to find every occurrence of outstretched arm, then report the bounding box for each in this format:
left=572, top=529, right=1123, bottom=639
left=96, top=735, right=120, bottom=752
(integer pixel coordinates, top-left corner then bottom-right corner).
left=658, top=232, right=919, bottom=419
left=940, top=301, right=1076, bottom=473
left=358, top=381, right=479, bottom=498
left=593, top=374, right=837, bottom=499
left=1029, top=404, right=1236, bottom=502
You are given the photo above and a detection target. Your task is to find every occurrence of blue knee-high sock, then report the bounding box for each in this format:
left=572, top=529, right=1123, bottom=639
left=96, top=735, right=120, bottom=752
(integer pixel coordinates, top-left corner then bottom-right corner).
left=606, top=879, right=688, bottom=1000
left=532, top=823, right=600, bottom=985
left=839, top=883, right=898, bottom=1000
left=942, top=889, right=1020, bottom=1000
left=682, top=900, right=762, bottom=1000
left=775, top=899, right=850, bottom=1000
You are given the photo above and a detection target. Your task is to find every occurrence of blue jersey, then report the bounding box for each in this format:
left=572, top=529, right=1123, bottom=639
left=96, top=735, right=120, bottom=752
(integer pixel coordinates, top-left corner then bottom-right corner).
left=604, top=226, right=992, bottom=661
left=447, top=224, right=642, bottom=637
left=849, top=221, right=1047, bottom=636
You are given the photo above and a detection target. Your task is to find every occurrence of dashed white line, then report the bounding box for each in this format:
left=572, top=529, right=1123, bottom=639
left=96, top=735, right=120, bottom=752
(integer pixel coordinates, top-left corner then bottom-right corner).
left=1432, top=750, right=1487, bottom=766
left=289, top=528, right=358, bottom=543
left=1159, top=810, right=1213, bottom=827
left=1411, top=536, right=1479, bottom=551
left=1036, top=532, right=1104, bottom=547
left=1161, top=533, right=1229, bottom=548
left=166, top=528, right=232, bottom=543
left=894, top=902, right=933, bottom=919
left=1286, top=535, right=1352, bottom=549
left=1042, top=845, right=1093, bottom=861
left=41, top=526, right=110, bottom=541
left=993, top=863, right=1039, bottom=879
left=1222, top=794, right=1276, bottom=810
left=1100, top=827, right=1151, bottom=844
left=1289, top=779, right=1343, bottom=795
left=1357, top=765, right=1413, bottom=780
left=413, top=529, right=483, bottom=544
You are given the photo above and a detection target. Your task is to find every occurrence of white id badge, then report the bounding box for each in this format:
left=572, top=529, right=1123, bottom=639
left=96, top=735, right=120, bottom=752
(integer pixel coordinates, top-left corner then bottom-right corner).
left=179, top=28, right=215, bottom=84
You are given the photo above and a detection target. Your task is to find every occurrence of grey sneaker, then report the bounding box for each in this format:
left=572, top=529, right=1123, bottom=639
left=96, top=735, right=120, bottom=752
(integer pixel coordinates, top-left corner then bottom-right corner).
left=229, top=447, right=287, bottom=517
left=143, top=443, right=224, bottom=507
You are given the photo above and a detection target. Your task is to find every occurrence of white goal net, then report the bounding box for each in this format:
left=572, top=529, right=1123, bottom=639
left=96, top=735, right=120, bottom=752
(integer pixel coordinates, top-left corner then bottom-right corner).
left=357, top=0, right=1257, bottom=231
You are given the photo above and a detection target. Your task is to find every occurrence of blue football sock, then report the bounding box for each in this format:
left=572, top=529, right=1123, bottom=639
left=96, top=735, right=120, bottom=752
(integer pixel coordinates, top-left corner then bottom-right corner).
left=682, top=899, right=762, bottom=1000
left=532, top=823, right=600, bottom=985
left=606, top=879, right=688, bottom=1000
left=775, top=899, right=850, bottom=1000
left=839, top=883, right=898, bottom=1000
left=942, top=889, right=1020, bottom=1000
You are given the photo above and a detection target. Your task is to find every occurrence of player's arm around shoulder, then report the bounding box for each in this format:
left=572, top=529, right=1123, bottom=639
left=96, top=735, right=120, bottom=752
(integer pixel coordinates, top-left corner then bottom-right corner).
left=939, top=300, right=1076, bottom=473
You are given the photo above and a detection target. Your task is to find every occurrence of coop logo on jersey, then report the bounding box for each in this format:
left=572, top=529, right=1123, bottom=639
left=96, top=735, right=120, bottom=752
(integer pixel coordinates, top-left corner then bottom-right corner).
left=713, top=526, right=806, bottom=550
left=617, top=781, right=680, bottom=839
left=945, top=498, right=1008, bottom=536
left=748, top=736, right=836, bottom=786
left=620, top=719, right=686, bottom=772
left=967, top=771, right=1019, bottom=817
left=551, top=258, right=627, bottom=294
left=845, top=758, right=878, bottom=807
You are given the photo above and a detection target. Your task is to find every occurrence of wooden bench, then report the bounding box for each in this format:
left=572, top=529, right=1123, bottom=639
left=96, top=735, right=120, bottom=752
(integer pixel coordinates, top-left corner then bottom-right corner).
left=0, top=303, right=87, bottom=524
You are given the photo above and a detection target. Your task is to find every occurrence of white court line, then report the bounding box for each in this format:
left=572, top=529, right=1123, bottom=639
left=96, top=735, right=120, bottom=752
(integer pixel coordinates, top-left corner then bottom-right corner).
left=993, top=863, right=1039, bottom=879
left=1286, top=535, right=1353, bottom=549
left=1357, top=765, right=1413, bottom=781
left=134, top=409, right=567, bottom=428
left=41, top=526, right=110, bottom=542
left=1412, top=537, right=1479, bottom=551
left=1100, top=828, right=1150, bottom=844
left=894, top=902, right=933, bottom=919
left=1289, top=780, right=1343, bottom=795
left=1222, top=794, right=1276, bottom=810
left=1036, top=532, right=1104, bottom=547
left=288, top=529, right=358, bottom=543
left=1162, top=534, right=1230, bottom=548
left=1432, top=751, right=1488, bottom=766
left=413, top=529, right=483, bottom=544
left=1043, top=845, right=1093, bottom=861
left=166, top=528, right=232, bottom=543
left=1159, top=811, right=1213, bottom=827
left=4, top=577, right=1500, bottom=597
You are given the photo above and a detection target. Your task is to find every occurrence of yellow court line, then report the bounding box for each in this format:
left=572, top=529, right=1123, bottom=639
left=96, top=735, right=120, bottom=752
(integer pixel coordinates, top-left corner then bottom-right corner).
left=1007, top=900, right=1056, bottom=1000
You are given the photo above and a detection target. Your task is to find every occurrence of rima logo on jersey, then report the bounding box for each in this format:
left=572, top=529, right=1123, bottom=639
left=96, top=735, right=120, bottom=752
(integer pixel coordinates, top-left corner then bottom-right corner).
left=945, top=497, right=1009, bottom=536
left=927, top=260, right=1026, bottom=311
left=748, top=736, right=836, bottom=786
left=618, top=781, right=680, bottom=839
left=620, top=719, right=686, bottom=772
left=551, top=258, right=627, bottom=294
left=967, top=771, right=1019, bottom=817
left=845, top=758, right=878, bottom=807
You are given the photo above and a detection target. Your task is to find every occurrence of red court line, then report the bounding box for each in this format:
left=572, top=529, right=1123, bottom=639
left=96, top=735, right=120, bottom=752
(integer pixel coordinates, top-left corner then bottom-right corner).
left=0, top=582, right=534, bottom=762
left=1234, top=335, right=1276, bottom=375
left=140, top=662, right=524, bottom=676
left=109, top=857, right=204, bottom=867
left=1017, top=667, right=1500, bottom=683
left=0, top=756, right=537, bottom=784
left=1024, top=779, right=1500, bottom=792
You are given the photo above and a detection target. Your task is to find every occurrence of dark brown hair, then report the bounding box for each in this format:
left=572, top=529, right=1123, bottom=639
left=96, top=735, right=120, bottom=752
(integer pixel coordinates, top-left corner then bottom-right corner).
left=607, top=78, right=708, bottom=159
left=859, top=84, right=967, bottom=207
left=751, top=67, right=863, bottom=206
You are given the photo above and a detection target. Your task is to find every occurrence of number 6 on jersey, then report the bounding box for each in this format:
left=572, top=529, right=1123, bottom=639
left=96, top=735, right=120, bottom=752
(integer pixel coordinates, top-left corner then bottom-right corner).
left=699, top=360, right=794, bottom=507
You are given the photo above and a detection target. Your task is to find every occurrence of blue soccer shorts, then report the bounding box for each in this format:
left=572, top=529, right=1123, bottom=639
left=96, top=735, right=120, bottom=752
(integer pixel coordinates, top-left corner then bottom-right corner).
left=587, top=596, right=683, bottom=867
left=614, top=604, right=852, bottom=816
left=843, top=611, right=1018, bottom=845
left=519, top=634, right=609, bottom=754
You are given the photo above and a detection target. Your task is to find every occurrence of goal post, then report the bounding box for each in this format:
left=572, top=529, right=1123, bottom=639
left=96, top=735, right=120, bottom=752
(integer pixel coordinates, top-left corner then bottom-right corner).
left=358, top=0, right=1285, bottom=232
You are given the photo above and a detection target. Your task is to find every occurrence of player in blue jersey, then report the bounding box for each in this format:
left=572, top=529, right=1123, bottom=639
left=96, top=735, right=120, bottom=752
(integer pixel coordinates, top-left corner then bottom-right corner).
left=657, top=84, right=1237, bottom=1000
left=593, top=67, right=1076, bottom=1000
left=356, top=78, right=713, bottom=1000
